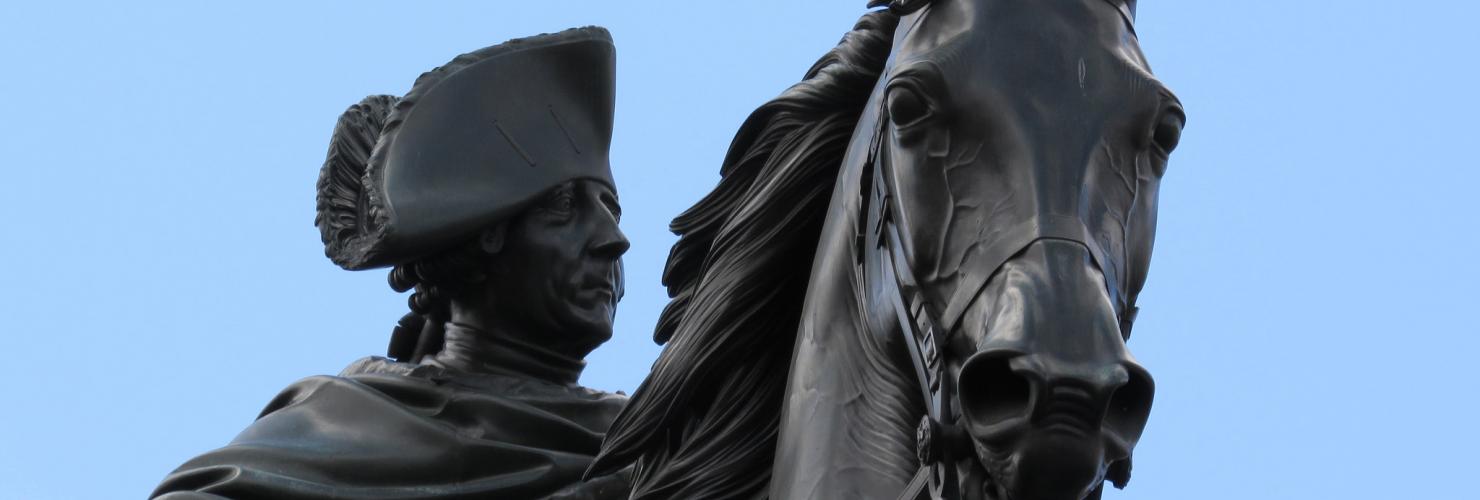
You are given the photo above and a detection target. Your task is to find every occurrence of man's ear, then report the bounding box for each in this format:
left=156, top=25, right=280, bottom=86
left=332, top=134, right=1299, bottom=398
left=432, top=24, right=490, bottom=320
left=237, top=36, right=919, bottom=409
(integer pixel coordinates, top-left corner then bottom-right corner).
left=480, top=223, right=507, bottom=255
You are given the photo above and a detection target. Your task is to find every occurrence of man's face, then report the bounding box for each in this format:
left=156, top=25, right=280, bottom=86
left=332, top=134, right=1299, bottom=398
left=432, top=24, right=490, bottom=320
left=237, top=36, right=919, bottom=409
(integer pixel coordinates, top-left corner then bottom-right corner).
left=495, top=179, right=628, bottom=355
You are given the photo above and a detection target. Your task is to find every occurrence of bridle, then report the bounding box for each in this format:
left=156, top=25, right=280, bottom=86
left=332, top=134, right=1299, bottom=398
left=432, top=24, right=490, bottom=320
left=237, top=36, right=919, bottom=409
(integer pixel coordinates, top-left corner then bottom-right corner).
left=860, top=85, right=1140, bottom=500
left=854, top=1, right=1150, bottom=496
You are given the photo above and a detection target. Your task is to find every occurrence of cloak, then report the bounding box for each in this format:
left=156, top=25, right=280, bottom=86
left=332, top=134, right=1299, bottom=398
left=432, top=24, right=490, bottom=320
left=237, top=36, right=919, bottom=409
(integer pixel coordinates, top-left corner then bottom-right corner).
left=151, top=357, right=628, bottom=499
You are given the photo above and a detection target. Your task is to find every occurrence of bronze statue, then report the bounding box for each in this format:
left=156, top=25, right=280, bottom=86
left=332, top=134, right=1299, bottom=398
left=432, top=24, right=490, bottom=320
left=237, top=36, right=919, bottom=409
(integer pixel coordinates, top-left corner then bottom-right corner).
left=152, top=27, right=633, bottom=499
left=590, top=1, right=1184, bottom=499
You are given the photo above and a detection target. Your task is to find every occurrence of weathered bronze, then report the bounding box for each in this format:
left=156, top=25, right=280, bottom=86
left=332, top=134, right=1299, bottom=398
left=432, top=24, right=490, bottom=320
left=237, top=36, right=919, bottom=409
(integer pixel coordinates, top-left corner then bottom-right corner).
left=591, top=1, right=1184, bottom=499
left=151, top=27, right=634, bottom=499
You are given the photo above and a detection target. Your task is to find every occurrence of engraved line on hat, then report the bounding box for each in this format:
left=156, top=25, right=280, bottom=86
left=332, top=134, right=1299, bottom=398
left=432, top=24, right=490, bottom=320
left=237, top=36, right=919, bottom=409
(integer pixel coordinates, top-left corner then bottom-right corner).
left=548, top=106, right=582, bottom=155
left=493, top=121, right=537, bottom=167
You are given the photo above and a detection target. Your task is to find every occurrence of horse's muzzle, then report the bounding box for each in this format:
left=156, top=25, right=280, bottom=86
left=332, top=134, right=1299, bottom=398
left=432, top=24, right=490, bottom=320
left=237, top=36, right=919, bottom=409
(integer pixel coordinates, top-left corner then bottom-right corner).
left=953, top=240, right=1155, bottom=500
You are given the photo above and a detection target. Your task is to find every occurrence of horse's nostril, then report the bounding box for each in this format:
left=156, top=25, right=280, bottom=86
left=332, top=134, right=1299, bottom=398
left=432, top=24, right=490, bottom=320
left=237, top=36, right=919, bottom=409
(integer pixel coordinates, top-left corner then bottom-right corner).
left=1105, top=366, right=1155, bottom=441
left=959, top=353, right=1032, bottom=427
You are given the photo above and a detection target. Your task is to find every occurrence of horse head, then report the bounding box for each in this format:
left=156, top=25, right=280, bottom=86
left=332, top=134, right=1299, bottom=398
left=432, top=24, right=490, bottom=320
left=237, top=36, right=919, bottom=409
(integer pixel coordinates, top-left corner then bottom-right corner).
left=860, top=0, right=1184, bottom=498
left=589, top=3, right=1184, bottom=498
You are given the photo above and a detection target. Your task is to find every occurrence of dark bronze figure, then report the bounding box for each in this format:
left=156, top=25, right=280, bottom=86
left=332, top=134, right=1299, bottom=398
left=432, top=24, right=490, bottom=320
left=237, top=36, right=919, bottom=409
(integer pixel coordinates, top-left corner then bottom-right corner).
left=152, top=27, right=633, bottom=499
left=591, top=1, right=1184, bottom=499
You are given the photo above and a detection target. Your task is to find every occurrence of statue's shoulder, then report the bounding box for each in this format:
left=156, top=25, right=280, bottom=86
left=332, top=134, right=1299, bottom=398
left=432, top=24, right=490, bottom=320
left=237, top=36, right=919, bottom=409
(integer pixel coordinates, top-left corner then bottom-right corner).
left=336, top=355, right=626, bottom=407
left=153, top=355, right=621, bottom=499
left=337, top=355, right=443, bottom=378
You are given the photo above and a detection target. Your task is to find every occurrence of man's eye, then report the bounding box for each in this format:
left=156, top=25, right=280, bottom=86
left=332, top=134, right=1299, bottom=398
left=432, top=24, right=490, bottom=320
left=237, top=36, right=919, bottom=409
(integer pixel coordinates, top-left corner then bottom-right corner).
left=544, top=188, right=575, bottom=215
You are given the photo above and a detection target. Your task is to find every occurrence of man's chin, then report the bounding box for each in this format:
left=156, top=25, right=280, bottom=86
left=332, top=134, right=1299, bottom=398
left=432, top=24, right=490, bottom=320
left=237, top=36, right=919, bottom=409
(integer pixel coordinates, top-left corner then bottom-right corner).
left=556, top=306, right=615, bottom=350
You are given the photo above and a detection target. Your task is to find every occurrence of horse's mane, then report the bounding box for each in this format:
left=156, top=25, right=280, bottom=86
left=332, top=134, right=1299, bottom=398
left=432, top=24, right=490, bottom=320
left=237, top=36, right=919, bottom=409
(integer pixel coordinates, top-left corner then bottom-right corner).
left=589, top=11, right=899, bottom=499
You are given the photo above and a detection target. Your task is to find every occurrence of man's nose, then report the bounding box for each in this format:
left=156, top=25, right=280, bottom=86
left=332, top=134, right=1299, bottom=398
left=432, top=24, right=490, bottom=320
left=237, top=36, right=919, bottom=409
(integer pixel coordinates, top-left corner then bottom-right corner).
left=589, top=214, right=630, bottom=259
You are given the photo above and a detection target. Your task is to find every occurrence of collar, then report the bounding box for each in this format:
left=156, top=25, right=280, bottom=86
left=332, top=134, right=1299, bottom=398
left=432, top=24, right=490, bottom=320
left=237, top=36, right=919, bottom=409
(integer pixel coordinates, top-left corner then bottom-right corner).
left=426, top=322, right=586, bottom=386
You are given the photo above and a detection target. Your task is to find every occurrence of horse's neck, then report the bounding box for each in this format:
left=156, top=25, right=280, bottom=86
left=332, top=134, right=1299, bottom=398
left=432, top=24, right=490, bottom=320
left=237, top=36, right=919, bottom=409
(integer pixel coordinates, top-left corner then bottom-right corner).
left=770, top=134, right=924, bottom=499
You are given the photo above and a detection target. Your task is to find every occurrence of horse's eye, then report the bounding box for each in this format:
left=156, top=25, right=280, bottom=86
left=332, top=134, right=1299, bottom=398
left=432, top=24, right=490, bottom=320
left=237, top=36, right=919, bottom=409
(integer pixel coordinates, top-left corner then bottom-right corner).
left=887, top=86, right=931, bottom=129
left=1150, top=112, right=1183, bottom=154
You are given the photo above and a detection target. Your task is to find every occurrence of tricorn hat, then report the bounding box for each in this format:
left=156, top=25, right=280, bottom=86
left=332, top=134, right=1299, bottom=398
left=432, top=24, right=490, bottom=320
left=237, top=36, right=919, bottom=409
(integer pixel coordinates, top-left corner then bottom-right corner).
left=316, top=27, right=616, bottom=270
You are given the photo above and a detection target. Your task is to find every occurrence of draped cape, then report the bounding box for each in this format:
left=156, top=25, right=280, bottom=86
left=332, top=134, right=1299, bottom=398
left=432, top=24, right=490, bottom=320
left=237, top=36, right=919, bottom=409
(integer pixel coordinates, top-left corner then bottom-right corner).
left=151, top=357, right=628, bottom=499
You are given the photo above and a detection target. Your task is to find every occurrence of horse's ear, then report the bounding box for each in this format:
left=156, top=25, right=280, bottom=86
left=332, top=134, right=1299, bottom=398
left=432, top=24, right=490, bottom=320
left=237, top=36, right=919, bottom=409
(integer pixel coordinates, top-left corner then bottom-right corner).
left=867, top=0, right=931, bottom=15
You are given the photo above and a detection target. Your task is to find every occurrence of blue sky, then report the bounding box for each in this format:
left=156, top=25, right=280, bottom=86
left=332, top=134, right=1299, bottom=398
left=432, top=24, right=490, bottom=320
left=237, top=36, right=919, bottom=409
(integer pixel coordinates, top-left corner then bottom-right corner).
left=1, top=1, right=1476, bottom=499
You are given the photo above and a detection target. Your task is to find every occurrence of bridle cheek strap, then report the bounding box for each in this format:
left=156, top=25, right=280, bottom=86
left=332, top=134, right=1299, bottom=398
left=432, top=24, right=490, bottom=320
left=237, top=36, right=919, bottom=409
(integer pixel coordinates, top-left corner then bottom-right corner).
left=869, top=161, right=959, bottom=500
